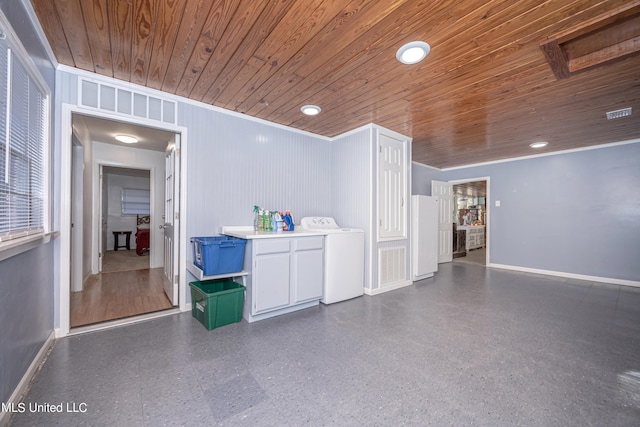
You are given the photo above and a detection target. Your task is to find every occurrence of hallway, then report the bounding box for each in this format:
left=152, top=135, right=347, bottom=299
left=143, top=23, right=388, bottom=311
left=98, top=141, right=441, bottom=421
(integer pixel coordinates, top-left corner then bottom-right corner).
left=70, top=267, right=172, bottom=327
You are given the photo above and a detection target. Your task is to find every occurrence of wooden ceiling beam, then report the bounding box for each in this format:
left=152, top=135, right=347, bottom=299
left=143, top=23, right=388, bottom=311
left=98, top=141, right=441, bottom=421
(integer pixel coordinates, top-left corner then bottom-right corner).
left=540, top=1, right=640, bottom=79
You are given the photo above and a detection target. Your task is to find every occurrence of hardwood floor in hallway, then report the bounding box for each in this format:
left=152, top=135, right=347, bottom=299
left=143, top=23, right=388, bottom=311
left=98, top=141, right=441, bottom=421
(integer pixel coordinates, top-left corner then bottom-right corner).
left=70, top=268, right=172, bottom=327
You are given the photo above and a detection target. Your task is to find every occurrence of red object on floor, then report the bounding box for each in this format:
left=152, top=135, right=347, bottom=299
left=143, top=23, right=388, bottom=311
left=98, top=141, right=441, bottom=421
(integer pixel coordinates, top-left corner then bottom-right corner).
left=135, top=229, right=150, bottom=255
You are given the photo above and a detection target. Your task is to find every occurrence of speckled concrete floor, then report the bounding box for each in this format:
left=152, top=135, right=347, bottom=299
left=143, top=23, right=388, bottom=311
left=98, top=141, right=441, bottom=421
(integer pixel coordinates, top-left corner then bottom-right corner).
left=9, top=263, right=640, bottom=426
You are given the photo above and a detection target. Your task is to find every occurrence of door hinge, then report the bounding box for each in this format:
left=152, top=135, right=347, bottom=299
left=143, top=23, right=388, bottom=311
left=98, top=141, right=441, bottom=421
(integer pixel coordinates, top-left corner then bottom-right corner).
left=98, top=252, right=102, bottom=258
left=175, top=212, right=180, bottom=220
left=174, top=274, right=179, bottom=284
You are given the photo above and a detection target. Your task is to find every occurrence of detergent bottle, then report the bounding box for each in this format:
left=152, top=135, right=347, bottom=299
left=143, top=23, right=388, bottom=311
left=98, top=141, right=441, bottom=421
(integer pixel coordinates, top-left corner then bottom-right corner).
left=284, top=211, right=294, bottom=231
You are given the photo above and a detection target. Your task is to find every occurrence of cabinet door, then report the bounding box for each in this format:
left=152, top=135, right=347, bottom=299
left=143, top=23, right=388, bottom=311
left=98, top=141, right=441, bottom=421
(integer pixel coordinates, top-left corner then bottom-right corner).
left=292, top=249, right=323, bottom=303
left=254, top=252, right=290, bottom=313
left=378, top=131, right=407, bottom=240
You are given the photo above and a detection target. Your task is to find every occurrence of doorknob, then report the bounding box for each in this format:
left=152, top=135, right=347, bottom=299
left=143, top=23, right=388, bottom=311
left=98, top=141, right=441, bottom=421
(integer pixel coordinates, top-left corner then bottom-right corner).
left=159, top=225, right=165, bottom=229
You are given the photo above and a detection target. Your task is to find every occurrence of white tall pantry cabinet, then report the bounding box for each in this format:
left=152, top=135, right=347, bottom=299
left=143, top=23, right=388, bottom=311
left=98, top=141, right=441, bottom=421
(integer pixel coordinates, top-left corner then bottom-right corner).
left=378, top=132, right=407, bottom=240
left=331, top=124, right=412, bottom=295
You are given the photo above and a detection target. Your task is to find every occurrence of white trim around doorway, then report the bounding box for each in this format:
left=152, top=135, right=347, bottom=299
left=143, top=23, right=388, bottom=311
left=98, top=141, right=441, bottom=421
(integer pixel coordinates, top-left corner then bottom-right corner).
left=448, top=176, right=490, bottom=266
left=57, top=103, right=189, bottom=338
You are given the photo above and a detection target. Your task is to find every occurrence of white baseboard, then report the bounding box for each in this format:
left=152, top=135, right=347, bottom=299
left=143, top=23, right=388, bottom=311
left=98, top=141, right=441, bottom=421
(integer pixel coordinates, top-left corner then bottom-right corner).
left=0, top=331, right=55, bottom=427
left=489, top=263, right=640, bottom=288
left=364, top=279, right=413, bottom=296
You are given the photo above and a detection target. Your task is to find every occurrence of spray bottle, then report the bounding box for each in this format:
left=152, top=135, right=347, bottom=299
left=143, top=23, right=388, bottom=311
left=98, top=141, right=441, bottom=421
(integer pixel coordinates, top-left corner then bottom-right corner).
left=254, top=206, right=260, bottom=231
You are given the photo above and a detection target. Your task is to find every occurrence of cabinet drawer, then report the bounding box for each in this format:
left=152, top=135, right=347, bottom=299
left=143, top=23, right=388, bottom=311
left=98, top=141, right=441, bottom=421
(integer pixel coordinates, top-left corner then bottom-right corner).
left=293, top=236, right=324, bottom=251
left=255, top=239, right=290, bottom=255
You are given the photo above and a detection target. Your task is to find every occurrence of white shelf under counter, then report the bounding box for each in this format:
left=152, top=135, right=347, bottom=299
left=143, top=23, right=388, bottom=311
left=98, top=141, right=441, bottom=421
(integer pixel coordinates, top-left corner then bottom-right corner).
left=186, top=262, right=248, bottom=282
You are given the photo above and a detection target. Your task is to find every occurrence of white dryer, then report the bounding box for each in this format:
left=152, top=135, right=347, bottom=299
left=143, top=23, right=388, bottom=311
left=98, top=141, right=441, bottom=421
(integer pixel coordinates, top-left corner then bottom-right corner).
left=300, top=217, right=364, bottom=304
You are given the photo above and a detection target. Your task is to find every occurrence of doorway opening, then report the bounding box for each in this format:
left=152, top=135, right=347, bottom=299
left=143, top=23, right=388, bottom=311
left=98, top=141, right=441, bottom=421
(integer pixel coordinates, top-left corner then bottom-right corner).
left=68, top=112, right=181, bottom=329
left=101, top=166, right=151, bottom=273
left=452, top=179, right=488, bottom=266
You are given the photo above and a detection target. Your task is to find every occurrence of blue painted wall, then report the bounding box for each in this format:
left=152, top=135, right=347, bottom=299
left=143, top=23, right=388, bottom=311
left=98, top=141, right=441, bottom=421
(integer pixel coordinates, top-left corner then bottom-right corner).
left=0, top=0, right=56, bottom=406
left=0, top=243, right=54, bottom=404
left=411, top=161, right=440, bottom=196
left=413, top=142, right=640, bottom=282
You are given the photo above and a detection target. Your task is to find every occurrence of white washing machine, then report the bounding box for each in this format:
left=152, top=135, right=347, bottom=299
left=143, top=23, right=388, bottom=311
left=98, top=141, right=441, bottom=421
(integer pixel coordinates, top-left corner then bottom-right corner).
left=300, top=217, right=364, bottom=304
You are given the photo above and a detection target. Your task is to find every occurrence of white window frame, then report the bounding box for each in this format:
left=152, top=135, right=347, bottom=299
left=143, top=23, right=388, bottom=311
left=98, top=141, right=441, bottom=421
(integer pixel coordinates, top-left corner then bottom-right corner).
left=0, top=11, right=51, bottom=256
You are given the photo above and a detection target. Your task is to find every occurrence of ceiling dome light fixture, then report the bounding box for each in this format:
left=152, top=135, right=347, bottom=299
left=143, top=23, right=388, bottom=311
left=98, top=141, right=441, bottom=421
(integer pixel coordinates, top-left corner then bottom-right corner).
left=115, top=135, right=138, bottom=144
left=529, top=141, right=549, bottom=148
left=396, top=41, right=431, bottom=64
left=301, top=105, right=321, bottom=116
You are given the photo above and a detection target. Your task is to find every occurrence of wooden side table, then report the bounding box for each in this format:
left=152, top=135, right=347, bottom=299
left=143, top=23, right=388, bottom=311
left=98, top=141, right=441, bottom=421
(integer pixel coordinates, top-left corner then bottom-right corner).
left=113, top=231, right=132, bottom=251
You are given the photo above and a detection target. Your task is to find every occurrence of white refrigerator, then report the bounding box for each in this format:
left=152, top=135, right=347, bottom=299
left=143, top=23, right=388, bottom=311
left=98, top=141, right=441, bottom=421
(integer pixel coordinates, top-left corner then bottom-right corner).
left=411, top=195, right=439, bottom=280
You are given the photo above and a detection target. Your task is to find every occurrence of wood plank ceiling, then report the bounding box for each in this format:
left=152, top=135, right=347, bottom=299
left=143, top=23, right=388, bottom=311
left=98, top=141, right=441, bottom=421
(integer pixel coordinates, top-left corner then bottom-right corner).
left=31, top=0, right=640, bottom=169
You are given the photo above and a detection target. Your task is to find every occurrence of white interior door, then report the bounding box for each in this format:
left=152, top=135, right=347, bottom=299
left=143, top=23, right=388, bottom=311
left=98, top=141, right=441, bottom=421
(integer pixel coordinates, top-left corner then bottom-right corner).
left=71, top=144, right=83, bottom=292
left=98, top=165, right=105, bottom=272
left=432, top=180, right=453, bottom=263
left=163, top=136, right=180, bottom=305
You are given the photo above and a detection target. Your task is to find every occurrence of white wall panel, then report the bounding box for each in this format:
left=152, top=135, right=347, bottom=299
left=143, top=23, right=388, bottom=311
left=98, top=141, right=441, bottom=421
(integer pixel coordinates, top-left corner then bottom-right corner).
left=178, top=102, right=332, bottom=263
left=331, top=126, right=373, bottom=289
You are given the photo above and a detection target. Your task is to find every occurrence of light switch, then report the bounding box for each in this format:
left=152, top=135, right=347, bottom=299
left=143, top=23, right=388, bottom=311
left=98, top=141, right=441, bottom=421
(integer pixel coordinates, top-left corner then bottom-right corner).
left=495, top=200, right=501, bottom=207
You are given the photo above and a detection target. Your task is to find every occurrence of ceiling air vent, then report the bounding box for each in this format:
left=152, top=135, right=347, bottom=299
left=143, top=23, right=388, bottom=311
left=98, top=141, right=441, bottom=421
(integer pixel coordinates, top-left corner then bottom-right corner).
left=606, top=107, right=632, bottom=120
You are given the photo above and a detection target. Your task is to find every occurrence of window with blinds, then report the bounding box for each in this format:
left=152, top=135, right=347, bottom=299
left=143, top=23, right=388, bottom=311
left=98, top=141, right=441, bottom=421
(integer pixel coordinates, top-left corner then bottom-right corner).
left=121, top=188, right=150, bottom=215
left=0, top=24, right=49, bottom=243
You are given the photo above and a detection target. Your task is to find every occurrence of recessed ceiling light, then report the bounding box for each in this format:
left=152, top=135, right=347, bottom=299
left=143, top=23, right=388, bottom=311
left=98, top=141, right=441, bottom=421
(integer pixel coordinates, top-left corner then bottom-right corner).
left=115, top=135, right=138, bottom=144
left=529, top=141, right=548, bottom=148
left=396, top=41, right=431, bottom=64
left=301, top=105, right=321, bottom=116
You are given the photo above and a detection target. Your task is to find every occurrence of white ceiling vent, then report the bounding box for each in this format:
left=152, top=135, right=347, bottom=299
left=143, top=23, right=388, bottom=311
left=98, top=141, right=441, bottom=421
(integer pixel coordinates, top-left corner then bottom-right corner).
left=606, top=107, right=632, bottom=120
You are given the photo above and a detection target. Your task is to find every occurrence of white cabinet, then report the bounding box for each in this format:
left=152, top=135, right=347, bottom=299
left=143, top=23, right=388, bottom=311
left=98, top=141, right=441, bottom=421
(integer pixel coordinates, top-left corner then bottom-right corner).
left=244, top=235, right=324, bottom=322
left=461, top=226, right=485, bottom=250
left=378, top=131, right=407, bottom=240
left=254, top=252, right=290, bottom=313
left=292, top=238, right=324, bottom=303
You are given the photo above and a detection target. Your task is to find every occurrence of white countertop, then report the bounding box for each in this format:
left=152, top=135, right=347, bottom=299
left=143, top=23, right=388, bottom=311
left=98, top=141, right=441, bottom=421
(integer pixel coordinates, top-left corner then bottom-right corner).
left=221, top=226, right=327, bottom=239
